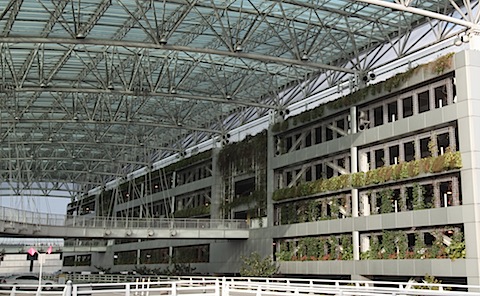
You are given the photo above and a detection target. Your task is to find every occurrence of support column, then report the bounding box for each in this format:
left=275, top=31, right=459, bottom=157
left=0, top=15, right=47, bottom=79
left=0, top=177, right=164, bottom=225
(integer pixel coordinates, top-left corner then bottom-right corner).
left=350, top=106, right=360, bottom=261
left=211, top=148, right=222, bottom=219
left=455, top=49, right=480, bottom=286
left=267, top=127, right=275, bottom=227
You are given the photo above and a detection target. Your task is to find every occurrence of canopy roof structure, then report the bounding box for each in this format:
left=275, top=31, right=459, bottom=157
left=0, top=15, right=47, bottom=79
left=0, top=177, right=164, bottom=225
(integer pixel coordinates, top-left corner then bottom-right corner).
left=0, top=0, right=478, bottom=199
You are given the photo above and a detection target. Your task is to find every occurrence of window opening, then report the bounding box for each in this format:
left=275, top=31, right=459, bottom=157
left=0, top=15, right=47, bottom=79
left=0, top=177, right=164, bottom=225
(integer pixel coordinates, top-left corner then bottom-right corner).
left=286, top=172, right=292, bottom=185
left=406, top=187, right=413, bottom=210
left=286, top=137, right=293, bottom=151
left=336, top=119, right=345, bottom=137
left=420, top=137, right=431, bottom=158
left=305, top=167, right=312, bottom=182
left=407, top=233, right=415, bottom=251
left=437, top=133, right=450, bottom=155
left=337, top=158, right=345, bottom=169
left=424, top=232, right=435, bottom=246
left=418, top=90, right=430, bottom=113
left=315, top=164, right=323, bottom=180
left=440, top=181, right=453, bottom=207
left=389, top=145, right=399, bottom=165
left=374, top=106, right=384, bottom=126
left=294, top=133, right=301, bottom=150
left=315, top=127, right=322, bottom=144
left=326, top=126, right=333, bottom=141
left=392, top=189, right=400, bottom=212
left=434, top=85, right=448, bottom=108
left=422, top=184, right=434, bottom=208
left=326, top=165, right=334, bottom=178
left=404, top=142, right=415, bottom=161
left=375, top=149, right=384, bottom=168
left=403, top=97, right=413, bottom=117
left=387, top=102, right=398, bottom=122
left=305, top=131, right=312, bottom=147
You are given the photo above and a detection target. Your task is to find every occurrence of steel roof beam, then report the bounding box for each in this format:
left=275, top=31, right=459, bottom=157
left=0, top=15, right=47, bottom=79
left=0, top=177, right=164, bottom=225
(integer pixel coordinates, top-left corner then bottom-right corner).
left=0, top=37, right=355, bottom=73
left=14, top=86, right=274, bottom=109
left=356, top=0, right=480, bottom=31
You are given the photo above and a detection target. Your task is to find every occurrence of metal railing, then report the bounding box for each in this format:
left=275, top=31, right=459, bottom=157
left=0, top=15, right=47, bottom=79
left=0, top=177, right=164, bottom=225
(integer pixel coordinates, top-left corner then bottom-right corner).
left=0, top=206, right=65, bottom=226
left=64, top=216, right=248, bottom=230
left=0, top=206, right=248, bottom=231
left=2, top=276, right=480, bottom=296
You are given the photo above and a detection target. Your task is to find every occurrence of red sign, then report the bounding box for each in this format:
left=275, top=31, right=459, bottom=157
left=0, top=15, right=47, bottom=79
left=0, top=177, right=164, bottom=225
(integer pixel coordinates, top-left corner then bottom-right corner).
left=27, top=247, right=37, bottom=256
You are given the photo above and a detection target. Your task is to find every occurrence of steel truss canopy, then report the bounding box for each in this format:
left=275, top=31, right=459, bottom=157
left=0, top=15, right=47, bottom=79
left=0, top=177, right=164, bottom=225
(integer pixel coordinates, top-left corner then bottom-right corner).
left=0, top=0, right=477, bottom=198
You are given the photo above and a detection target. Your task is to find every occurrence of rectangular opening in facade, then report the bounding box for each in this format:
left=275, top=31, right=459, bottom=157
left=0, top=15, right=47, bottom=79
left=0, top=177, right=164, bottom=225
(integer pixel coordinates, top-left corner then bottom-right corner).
left=418, top=90, right=430, bottom=113
left=437, top=133, right=450, bottom=154
left=375, top=149, right=384, bottom=168
left=326, top=165, right=334, bottom=178
left=422, top=184, right=434, bottom=207
left=315, top=127, right=322, bottom=144
left=403, top=96, right=413, bottom=117
left=440, top=181, right=453, bottom=207
left=424, top=232, right=435, bottom=246
left=389, top=145, right=399, bottom=165
left=315, top=164, right=323, bottom=180
left=374, top=106, right=384, bottom=126
left=392, top=189, right=401, bottom=212
left=387, top=102, right=397, bottom=122
left=286, top=171, right=292, bottom=185
left=420, top=137, right=431, bottom=158
left=337, top=158, right=345, bottom=169
left=435, top=85, right=448, bottom=108
left=305, top=131, right=312, bottom=147
left=286, top=137, right=293, bottom=151
left=336, top=119, right=345, bottom=137
left=305, top=167, right=312, bottom=182
left=404, top=141, right=415, bottom=161
left=326, top=126, right=333, bottom=141
left=294, top=133, right=301, bottom=150
left=406, top=186, right=413, bottom=210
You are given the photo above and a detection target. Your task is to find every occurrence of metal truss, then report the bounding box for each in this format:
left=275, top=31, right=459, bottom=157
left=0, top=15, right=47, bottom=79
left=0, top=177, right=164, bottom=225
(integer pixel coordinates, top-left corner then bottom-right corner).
left=0, top=0, right=477, bottom=202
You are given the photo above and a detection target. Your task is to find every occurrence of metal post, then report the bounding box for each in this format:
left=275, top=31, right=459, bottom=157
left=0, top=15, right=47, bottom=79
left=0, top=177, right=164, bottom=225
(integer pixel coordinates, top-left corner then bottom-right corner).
left=171, top=282, right=177, bottom=296
left=36, top=253, right=45, bottom=296
left=222, top=277, right=228, bottom=296
left=64, top=280, right=72, bottom=296
left=125, top=283, right=130, bottom=296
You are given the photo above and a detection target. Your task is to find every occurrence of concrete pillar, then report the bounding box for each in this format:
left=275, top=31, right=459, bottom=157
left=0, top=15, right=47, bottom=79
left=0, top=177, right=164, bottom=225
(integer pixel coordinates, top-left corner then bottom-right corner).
left=211, top=148, right=222, bottom=219
left=454, top=49, right=480, bottom=286
left=267, top=127, right=275, bottom=227
left=350, top=106, right=360, bottom=261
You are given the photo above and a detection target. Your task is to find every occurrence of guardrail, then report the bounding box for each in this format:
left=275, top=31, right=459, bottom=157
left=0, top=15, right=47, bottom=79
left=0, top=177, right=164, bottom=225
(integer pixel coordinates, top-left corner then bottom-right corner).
left=61, top=275, right=480, bottom=295
left=1, top=277, right=480, bottom=296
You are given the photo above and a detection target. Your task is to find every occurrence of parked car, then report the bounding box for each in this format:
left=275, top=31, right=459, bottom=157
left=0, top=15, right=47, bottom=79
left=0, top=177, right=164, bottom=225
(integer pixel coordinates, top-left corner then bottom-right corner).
left=1, top=274, right=56, bottom=290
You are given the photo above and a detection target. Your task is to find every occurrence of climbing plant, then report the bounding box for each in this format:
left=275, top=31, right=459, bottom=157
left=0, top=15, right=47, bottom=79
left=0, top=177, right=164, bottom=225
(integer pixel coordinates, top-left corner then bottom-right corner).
left=239, top=252, right=278, bottom=277
left=272, top=151, right=461, bottom=202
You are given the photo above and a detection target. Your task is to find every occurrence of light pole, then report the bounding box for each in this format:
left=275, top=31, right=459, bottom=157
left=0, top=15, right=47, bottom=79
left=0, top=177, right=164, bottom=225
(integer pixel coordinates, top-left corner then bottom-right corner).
left=27, top=246, right=53, bottom=295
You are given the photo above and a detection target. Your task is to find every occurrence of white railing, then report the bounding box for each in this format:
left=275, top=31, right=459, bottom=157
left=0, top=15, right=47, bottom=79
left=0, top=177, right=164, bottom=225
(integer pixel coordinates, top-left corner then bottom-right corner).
left=0, top=206, right=65, bottom=226
left=47, top=275, right=480, bottom=296
left=0, top=206, right=248, bottom=231
left=64, top=216, right=248, bottom=230
left=1, top=277, right=480, bottom=296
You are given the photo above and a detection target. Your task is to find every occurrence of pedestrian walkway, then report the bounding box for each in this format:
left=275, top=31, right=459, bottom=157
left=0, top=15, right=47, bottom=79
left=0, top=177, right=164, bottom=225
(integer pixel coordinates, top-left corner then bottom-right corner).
left=0, top=206, right=249, bottom=239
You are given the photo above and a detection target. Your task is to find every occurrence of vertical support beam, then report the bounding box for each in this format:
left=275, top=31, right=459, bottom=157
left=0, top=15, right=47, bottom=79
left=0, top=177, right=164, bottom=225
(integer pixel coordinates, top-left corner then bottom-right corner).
left=267, top=126, right=275, bottom=227
left=350, top=106, right=360, bottom=261
left=455, top=49, right=480, bottom=286
left=211, top=148, right=222, bottom=219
